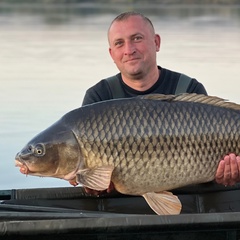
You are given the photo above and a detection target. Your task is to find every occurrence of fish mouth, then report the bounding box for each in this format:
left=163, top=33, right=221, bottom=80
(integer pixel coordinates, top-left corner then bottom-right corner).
left=15, top=158, right=30, bottom=175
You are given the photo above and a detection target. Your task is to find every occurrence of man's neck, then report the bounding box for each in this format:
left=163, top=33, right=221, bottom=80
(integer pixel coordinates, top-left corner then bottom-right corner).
left=122, top=68, right=160, bottom=91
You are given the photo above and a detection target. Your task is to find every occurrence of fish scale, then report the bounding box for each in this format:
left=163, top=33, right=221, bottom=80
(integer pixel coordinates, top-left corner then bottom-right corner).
left=15, top=94, right=240, bottom=215
left=80, top=98, right=236, bottom=186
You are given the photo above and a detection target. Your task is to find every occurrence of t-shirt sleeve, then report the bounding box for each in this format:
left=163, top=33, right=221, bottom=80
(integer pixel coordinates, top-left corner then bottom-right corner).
left=82, top=88, right=102, bottom=106
left=81, top=80, right=112, bottom=106
left=187, top=79, right=208, bottom=95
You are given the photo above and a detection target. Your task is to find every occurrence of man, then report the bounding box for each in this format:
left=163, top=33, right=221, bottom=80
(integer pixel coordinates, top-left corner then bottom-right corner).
left=81, top=12, right=240, bottom=212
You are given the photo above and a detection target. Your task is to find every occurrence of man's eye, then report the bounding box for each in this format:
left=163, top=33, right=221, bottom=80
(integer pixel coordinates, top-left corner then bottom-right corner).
left=115, top=41, right=123, bottom=47
left=133, top=36, right=142, bottom=41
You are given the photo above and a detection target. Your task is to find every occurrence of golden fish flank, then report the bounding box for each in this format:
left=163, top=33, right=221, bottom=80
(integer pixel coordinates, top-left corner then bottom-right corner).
left=15, top=94, right=240, bottom=215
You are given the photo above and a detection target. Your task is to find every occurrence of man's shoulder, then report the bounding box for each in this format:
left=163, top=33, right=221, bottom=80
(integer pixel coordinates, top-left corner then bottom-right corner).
left=160, top=66, right=207, bottom=95
left=161, top=67, right=189, bottom=79
left=82, top=78, right=114, bottom=106
left=88, top=79, right=111, bottom=90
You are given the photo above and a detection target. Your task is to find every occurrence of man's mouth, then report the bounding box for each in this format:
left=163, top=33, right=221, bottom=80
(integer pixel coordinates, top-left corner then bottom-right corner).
left=124, top=58, right=140, bottom=63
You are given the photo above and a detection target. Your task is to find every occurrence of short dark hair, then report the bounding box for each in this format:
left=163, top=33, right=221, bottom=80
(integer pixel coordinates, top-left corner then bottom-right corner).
left=109, top=12, right=155, bottom=32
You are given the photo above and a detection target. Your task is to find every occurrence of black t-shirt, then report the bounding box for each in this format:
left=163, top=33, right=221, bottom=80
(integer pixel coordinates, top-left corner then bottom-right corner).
left=82, top=66, right=207, bottom=106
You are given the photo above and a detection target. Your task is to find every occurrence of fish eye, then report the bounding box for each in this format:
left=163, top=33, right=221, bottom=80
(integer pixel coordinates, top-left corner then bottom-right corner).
left=34, top=144, right=45, bottom=156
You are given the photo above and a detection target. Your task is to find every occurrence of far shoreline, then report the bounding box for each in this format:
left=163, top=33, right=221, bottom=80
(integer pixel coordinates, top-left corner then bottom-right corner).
left=0, top=0, right=240, bottom=5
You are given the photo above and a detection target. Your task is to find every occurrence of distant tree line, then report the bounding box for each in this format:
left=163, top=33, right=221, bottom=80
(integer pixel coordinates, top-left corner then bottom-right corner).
left=1, top=0, right=239, bottom=4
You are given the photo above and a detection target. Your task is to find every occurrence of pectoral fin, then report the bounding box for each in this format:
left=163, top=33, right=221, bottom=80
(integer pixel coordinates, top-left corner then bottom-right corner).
left=143, top=191, right=182, bottom=215
left=76, top=166, right=114, bottom=191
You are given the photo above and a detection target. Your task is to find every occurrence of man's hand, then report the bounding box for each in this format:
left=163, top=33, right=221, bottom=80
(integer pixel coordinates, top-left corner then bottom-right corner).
left=215, top=153, right=240, bottom=186
left=84, top=182, right=115, bottom=195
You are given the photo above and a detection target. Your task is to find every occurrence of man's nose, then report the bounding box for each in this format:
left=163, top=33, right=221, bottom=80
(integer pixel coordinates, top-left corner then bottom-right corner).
left=124, top=42, right=136, bottom=55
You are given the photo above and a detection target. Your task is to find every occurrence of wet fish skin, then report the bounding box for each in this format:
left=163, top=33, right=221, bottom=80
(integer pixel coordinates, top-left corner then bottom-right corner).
left=15, top=124, right=81, bottom=179
left=75, top=94, right=240, bottom=193
left=15, top=94, right=240, bottom=215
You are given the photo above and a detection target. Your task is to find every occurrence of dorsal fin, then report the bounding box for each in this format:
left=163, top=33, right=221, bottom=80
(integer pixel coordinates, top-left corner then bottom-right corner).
left=139, top=93, right=240, bottom=112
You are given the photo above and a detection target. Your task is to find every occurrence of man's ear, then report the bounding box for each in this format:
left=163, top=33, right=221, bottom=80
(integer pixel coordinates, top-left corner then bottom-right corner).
left=155, top=34, right=161, bottom=52
left=109, top=47, right=112, bottom=57
left=109, top=47, right=115, bottom=63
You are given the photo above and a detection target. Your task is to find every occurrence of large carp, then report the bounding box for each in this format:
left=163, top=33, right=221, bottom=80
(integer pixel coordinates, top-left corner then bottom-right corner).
left=15, top=94, right=240, bottom=215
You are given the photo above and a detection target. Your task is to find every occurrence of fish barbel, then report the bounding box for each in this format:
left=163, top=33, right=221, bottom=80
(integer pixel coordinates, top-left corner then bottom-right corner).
left=15, top=94, right=240, bottom=215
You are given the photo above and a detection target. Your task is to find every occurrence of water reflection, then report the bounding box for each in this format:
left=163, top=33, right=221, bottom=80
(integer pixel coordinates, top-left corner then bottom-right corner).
left=0, top=4, right=240, bottom=190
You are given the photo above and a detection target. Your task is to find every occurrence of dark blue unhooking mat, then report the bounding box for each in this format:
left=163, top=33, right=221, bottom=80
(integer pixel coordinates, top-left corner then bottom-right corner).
left=1, top=185, right=240, bottom=239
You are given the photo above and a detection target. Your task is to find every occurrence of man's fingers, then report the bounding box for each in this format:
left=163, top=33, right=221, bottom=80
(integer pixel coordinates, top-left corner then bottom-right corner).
left=229, top=153, right=239, bottom=181
left=237, top=156, right=240, bottom=173
left=84, top=187, right=101, bottom=195
left=223, top=155, right=231, bottom=185
left=228, top=154, right=240, bottom=186
left=84, top=182, right=115, bottom=195
left=215, top=160, right=225, bottom=184
left=215, top=154, right=240, bottom=186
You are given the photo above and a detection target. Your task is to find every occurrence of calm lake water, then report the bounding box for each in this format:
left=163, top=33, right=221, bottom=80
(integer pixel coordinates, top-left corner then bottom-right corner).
left=1, top=3, right=240, bottom=190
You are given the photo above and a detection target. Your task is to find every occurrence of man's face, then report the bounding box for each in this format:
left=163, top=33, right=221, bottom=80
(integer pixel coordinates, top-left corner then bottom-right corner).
left=108, top=15, right=160, bottom=80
